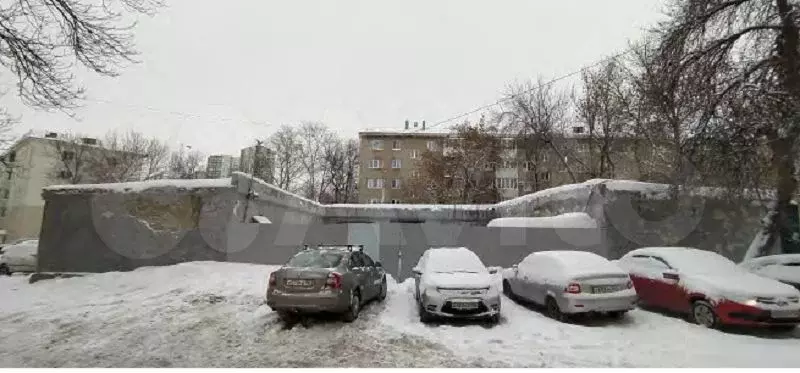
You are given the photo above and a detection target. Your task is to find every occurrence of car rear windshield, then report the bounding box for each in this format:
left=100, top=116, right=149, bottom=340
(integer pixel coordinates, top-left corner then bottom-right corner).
left=287, top=250, right=343, bottom=268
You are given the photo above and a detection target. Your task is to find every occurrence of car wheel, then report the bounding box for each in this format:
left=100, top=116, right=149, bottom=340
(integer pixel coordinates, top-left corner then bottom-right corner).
left=377, top=277, right=387, bottom=302
left=0, top=265, right=9, bottom=276
left=342, top=290, right=361, bottom=323
left=546, top=297, right=566, bottom=322
left=691, top=300, right=719, bottom=329
left=608, top=310, right=627, bottom=319
left=488, top=313, right=501, bottom=325
left=419, top=306, right=433, bottom=323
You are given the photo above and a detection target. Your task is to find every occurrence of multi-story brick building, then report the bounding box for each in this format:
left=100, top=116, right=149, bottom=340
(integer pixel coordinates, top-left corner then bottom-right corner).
left=359, top=121, right=655, bottom=204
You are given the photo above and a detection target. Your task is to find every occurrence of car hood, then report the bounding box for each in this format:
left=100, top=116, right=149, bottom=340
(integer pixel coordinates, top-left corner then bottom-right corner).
left=427, top=271, right=493, bottom=289
left=685, top=271, right=800, bottom=299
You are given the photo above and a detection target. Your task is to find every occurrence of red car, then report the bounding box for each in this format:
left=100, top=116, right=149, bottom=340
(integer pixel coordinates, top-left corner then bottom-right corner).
left=617, top=247, right=800, bottom=330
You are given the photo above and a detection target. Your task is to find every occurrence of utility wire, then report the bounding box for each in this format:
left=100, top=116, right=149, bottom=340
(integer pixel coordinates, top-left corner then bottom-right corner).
left=413, top=49, right=632, bottom=133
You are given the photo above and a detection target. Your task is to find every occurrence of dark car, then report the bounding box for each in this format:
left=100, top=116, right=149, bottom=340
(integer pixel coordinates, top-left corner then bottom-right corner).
left=266, top=245, right=387, bottom=322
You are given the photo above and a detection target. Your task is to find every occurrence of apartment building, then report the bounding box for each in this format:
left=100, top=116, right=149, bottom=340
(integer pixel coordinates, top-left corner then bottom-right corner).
left=0, top=132, right=146, bottom=242
left=358, top=120, right=449, bottom=204
left=205, top=154, right=239, bottom=179
left=240, top=145, right=275, bottom=184
left=358, top=122, right=651, bottom=204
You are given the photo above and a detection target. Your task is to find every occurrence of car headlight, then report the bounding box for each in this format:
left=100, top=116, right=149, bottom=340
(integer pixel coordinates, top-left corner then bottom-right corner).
left=743, top=299, right=758, bottom=307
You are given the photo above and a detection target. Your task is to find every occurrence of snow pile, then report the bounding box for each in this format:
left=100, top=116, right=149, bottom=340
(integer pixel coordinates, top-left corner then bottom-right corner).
left=376, top=274, right=800, bottom=368
left=43, top=178, right=233, bottom=193
left=494, top=179, right=606, bottom=210
left=487, top=213, right=598, bottom=229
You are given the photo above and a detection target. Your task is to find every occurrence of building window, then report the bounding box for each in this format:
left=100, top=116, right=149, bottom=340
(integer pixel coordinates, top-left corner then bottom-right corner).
left=539, top=172, right=551, bottom=181
left=370, top=140, right=384, bottom=150
left=6, top=171, right=11, bottom=180
left=410, top=149, right=420, bottom=159
left=391, top=159, right=402, bottom=169
left=572, top=126, right=585, bottom=134
left=0, top=206, right=5, bottom=217
left=8, top=151, right=15, bottom=163
left=391, top=199, right=401, bottom=204
left=367, top=178, right=385, bottom=189
left=391, top=179, right=401, bottom=189
left=61, top=151, right=75, bottom=161
left=369, top=199, right=380, bottom=204
left=502, top=138, right=515, bottom=149
left=2, top=189, right=8, bottom=199
left=411, top=170, right=420, bottom=178
left=426, top=141, right=438, bottom=151
left=502, top=160, right=516, bottom=169
left=369, top=159, right=383, bottom=169
left=392, top=140, right=402, bottom=150
left=495, top=177, right=518, bottom=189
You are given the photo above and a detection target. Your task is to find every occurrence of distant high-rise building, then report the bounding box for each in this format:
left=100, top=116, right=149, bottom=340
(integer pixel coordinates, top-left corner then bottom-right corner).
left=240, top=145, right=274, bottom=183
left=205, top=155, right=238, bottom=178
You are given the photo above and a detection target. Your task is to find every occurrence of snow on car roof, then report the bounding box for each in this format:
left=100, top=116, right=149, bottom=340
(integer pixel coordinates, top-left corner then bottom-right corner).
left=426, top=247, right=487, bottom=272
left=487, top=212, right=598, bottom=229
left=531, top=251, right=624, bottom=278
left=630, top=247, right=740, bottom=274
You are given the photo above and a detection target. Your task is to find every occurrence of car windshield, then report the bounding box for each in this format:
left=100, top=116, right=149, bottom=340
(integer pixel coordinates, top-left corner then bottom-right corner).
left=286, top=250, right=343, bottom=268
left=663, top=250, right=740, bottom=275
left=427, top=250, right=487, bottom=274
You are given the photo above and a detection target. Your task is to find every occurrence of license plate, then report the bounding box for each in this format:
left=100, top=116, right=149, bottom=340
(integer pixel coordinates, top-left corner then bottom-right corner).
left=451, top=301, right=479, bottom=310
left=772, top=310, right=800, bottom=319
left=285, top=279, right=313, bottom=287
left=592, top=285, right=619, bottom=294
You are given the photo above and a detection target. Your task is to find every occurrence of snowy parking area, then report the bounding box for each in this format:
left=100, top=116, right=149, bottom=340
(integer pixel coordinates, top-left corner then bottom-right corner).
left=1, top=262, right=799, bottom=367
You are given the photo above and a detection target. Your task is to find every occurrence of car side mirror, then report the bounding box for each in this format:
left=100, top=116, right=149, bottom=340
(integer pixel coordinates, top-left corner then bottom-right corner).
left=412, top=267, right=422, bottom=276
left=663, top=272, right=679, bottom=281
left=488, top=266, right=500, bottom=274
left=375, top=261, right=382, bottom=268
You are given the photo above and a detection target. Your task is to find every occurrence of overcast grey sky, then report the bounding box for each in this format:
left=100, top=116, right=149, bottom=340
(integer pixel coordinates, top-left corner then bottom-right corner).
left=4, top=0, right=667, bottom=157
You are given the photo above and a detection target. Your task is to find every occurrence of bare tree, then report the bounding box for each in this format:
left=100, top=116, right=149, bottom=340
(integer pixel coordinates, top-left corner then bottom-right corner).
left=405, top=120, right=501, bottom=204
left=86, top=130, right=149, bottom=183
left=297, top=121, right=333, bottom=200
left=576, top=58, right=633, bottom=178
left=143, top=137, right=170, bottom=180
left=653, top=0, right=800, bottom=257
left=497, top=78, right=578, bottom=191
left=168, top=147, right=203, bottom=179
left=269, top=125, right=304, bottom=192
left=319, top=138, right=360, bottom=203
left=48, top=133, right=97, bottom=184
left=0, top=0, right=162, bottom=109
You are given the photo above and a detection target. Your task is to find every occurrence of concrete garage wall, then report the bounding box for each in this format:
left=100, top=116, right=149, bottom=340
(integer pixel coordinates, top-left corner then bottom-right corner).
left=37, top=173, right=766, bottom=281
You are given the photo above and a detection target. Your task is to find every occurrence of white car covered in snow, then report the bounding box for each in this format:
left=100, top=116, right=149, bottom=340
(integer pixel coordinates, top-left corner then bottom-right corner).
left=502, top=251, right=637, bottom=321
left=0, top=239, right=38, bottom=275
left=740, top=254, right=800, bottom=291
left=412, top=247, right=501, bottom=324
left=618, top=247, right=800, bottom=330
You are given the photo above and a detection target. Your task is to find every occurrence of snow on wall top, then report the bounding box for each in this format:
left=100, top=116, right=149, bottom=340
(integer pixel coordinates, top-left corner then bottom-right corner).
left=43, top=178, right=233, bottom=193
left=231, top=172, right=322, bottom=208
left=326, top=203, right=493, bottom=212
left=487, top=212, right=598, bottom=229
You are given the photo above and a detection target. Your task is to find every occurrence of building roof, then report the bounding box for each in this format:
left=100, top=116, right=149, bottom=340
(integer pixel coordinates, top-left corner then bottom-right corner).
left=358, top=126, right=453, bottom=138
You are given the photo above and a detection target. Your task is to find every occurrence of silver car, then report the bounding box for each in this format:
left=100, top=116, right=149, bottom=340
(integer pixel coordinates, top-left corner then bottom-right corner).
left=413, top=247, right=501, bottom=324
left=266, top=245, right=387, bottom=322
left=503, top=250, right=637, bottom=321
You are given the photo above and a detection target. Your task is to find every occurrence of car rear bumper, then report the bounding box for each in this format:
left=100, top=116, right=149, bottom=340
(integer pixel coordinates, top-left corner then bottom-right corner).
left=266, top=289, right=349, bottom=313
left=560, top=293, right=638, bottom=314
left=422, top=293, right=501, bottom=319
left=716, top=301, right=800, bottom=326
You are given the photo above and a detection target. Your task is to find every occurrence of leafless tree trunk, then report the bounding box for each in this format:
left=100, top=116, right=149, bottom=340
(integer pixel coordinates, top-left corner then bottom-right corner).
left=0, top=0, right=162, bottom=109
left=169, top=147, right=203, bottom=179
left=298, top=122, right=332, bottom=201
left=653, top=0, right=800, bottom=257
left=143, top=138, right=170, bottom=180
left=497, top=78, right=578, bottom=190
left=269, top=125, right=304, bottom=192
left=48, top=134, right=96, bottom=184
left=86, top=130, right=150, bottom=183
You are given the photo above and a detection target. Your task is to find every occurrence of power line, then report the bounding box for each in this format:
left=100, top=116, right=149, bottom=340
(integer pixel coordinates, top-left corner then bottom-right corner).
left=416, top=49, right=632, bottom=133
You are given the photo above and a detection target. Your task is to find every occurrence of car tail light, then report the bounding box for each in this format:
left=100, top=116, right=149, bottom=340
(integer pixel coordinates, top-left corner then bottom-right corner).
left=565, top=283, right=581, bottom=294
left=326, top=272, right=343, bottom=290
left=626, top=280, right=633, bottom=289
left=268, top=273, right=276, bottom=288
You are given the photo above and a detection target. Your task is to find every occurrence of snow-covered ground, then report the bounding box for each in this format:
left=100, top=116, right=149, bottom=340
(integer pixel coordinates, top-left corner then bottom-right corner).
left=1, top=262, right=799, bottom=367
